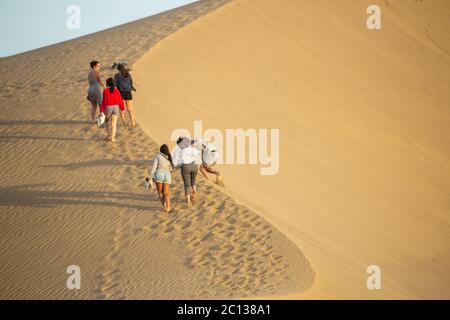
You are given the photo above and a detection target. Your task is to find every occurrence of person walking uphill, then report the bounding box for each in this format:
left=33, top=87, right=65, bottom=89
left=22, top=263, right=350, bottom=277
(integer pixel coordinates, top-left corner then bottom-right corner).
left=114, top=64, right=137, bottom=128
left=149, top=144, right=174, bottom=213
left=194, top=139, right=224, bottom=187
left=87, top=60, right=105, bottom=124
left=172, top=137, right=202, bottom=205
left=100, top=77, right=125, bottom=142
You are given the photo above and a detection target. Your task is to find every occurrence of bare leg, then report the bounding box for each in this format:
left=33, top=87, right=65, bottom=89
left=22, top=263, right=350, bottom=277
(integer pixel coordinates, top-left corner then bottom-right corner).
left=90, top=101, right=98, bottom=123
left=104, top=117, right=111, bottom=139
left=191, top=185, right=197, bottom=204
left=110, top=114, right=118, bottom=142
left=163, top=184, right=171, bottom=213
left=191, top=168, right=198, bottom=203
left=120, top=111, right=127, bottom=126
left=125, top=100, right=136, bottom=127
left=199, top=165, right=210, bottom=180
left=202, top=165, right=223, bottom=186
left=156, top=182, right=165, bottom=209
left=205, top=166, right=220, bottom=177
left=206, top=166, right=222, bottom=184
left=181, top=165, right=192, bottom=205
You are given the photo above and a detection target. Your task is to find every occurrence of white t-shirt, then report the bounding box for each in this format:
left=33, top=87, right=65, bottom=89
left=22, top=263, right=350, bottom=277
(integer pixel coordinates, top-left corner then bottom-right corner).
left=202, top=143, right=219, bottom=166
left=172, top=145, right=201, bottom=167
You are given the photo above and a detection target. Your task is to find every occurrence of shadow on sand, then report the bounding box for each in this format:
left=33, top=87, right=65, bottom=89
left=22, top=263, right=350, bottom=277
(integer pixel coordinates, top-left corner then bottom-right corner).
left=0, top=133, right=92, bottom=142
left=0, top=119, right=88, bottom=126
left=42, top=159, right=151, bottom=170
left=0, top=184, right=159, bottom=211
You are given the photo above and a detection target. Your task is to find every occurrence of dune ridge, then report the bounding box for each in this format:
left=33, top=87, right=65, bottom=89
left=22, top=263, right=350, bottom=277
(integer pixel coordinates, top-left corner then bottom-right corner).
left=0, top=0, right=315, bottom=299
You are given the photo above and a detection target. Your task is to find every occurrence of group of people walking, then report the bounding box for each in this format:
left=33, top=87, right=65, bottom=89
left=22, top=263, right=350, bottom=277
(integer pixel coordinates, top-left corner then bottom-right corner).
left=87, top=60, right=223, bottom=214
left=148, top=137, right=223, bottom=213
left=87, top=60, right=136, bottom=142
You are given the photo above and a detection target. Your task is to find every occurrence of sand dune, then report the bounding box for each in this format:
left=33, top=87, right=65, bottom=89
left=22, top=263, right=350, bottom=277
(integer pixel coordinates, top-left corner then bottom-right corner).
left=0, top=0, right=314, bottom=299
left=133, top=0, right=450, bottom=298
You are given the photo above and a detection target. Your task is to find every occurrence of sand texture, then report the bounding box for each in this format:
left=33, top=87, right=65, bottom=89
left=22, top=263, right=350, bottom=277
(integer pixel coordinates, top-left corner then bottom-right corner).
left=133, top=0, right=450, bottom=299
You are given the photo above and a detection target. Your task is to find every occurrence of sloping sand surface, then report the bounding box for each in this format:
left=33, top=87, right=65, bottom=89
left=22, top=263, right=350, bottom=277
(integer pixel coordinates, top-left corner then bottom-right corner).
left=133, top=0, right=450, bottom=298
left=0, top=0, right=314, bottom=299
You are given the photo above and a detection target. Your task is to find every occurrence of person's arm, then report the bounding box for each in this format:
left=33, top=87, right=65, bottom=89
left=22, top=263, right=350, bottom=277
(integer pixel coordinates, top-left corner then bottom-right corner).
left=172, top=148, right=181, bottom=168
left=117, top=90, right=125, bottom=112
left=201, top=149, right=206, bottom=164
left=96, top=71, right=105, bottom=89
left=194, top=147, right=203, bottom=165
left=130, top=76, right=136, bottom=91
left=99, top=90, right=106, bottom=113
left=170, top=156, right=174, bottom=172
left=150, top=156, right=158, bottom=177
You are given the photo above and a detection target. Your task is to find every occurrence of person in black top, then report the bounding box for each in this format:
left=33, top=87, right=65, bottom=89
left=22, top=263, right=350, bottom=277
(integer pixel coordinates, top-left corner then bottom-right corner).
left=114, top=64, right=137, bottom=128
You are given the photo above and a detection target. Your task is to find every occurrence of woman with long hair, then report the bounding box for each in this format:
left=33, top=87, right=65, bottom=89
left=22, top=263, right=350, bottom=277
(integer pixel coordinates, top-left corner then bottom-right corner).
left=99, top=77, right=125, bottom=142
left=87, top=60, right=105, bottom=123
left=149, top=144, right=174, bottom=213
left=114, top=64, right=137, bottom=128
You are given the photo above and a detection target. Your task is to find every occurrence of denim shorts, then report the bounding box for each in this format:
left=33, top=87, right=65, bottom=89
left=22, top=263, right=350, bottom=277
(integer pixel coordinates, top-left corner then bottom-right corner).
left=154, top=170, right=171, bottom=184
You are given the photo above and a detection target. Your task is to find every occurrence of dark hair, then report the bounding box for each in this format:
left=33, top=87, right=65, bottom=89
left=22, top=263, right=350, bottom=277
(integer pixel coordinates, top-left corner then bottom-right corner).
left=90, top=60, right=99, bottom=69
left=160, top=144, right=173, bottom=168
left=117, top=63, right=130, bottom=77
left=106, top=77, right=115, bottom=93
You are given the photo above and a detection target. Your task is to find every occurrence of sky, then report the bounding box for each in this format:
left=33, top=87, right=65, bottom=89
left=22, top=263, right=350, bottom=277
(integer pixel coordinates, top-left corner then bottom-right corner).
left=0, top=0, right=199, bottom=57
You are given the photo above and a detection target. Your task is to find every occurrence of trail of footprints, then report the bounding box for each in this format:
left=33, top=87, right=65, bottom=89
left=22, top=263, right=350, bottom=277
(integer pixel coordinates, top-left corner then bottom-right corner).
left=140, top=188, right=291, bottom=298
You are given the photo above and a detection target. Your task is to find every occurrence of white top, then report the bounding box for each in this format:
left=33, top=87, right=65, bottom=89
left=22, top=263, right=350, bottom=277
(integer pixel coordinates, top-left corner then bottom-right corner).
left=202, top=143, right=219, bottom=166
left=172, top=145, right=201, bottom=167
